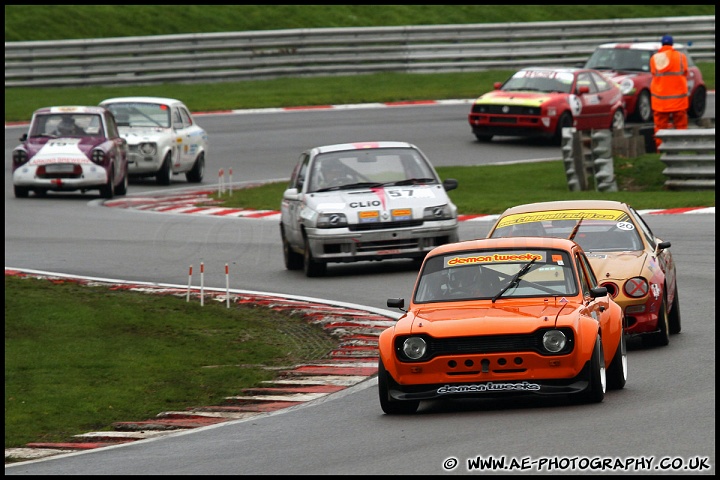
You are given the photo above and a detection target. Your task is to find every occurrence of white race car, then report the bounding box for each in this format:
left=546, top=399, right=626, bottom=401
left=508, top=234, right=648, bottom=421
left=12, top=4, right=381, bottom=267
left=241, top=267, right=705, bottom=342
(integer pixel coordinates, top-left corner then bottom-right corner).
left=280, top=141, right=459, bottom=277
left=100, top=97, right=208, bottom=185
left=12, top=106, right=129, bottom=199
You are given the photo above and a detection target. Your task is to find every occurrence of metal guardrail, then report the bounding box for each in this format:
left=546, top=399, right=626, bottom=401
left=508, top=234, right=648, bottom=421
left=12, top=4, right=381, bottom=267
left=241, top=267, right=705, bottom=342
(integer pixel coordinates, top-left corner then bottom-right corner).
left=4, top=16, right=715, bottom=88
left=657, top=128, right=715, bottom=190
left=561, top=123, right=716, bottom=192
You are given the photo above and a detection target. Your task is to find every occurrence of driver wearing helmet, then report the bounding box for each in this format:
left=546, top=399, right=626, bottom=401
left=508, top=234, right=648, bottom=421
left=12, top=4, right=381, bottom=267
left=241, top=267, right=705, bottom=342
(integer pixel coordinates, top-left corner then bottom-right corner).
left=448, top=266, right=480, bottom=297
left=313, top=159, right=356, bottom=190
left=447, top=266, right=501, bottom=298
left=53, top=116, right=84, bottom=136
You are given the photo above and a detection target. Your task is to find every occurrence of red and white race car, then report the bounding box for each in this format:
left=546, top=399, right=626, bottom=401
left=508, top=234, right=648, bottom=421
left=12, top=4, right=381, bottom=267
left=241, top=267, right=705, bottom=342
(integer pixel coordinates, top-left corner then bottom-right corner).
left=468, top=67, right=625, bottom=145
left=12, top=106, right=129, bottom=199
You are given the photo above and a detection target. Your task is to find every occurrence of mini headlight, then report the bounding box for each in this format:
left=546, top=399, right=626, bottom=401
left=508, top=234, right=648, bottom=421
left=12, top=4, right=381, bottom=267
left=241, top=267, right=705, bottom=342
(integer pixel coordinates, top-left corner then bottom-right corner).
left=623, top=277, right=649, bottom=298
left=542, top=330, right=567, bottom=353
left=316, top=213, right=348, bottom=228
left=12, top=150, right=28, bottom=166
left=139, top=142, right=157, bottom=156
left=402, top=337, right=427, bottom=360
left=423, top=204, right=453, bottom=220
left=91, top=149, right=106, bottom=164
left=619, top=78, right=635, bottom=95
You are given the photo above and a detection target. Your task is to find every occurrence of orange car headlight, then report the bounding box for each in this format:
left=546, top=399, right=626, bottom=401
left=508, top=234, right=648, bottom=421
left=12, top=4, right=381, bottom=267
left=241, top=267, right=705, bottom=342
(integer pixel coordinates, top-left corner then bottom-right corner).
left=402, top=337, right=427, bottom=360
left=542, top=330, right=567, bottom=353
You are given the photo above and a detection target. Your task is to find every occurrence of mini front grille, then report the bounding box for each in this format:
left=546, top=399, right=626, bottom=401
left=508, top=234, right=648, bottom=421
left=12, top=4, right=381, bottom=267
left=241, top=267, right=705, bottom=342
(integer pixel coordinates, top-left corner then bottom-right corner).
left=36, top=165, right=82, bottom=179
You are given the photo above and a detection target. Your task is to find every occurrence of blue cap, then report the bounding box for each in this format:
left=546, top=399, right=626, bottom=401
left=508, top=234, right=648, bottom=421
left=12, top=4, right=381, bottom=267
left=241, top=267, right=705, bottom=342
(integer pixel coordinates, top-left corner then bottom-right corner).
left=661, top=34, right=674, bottom=45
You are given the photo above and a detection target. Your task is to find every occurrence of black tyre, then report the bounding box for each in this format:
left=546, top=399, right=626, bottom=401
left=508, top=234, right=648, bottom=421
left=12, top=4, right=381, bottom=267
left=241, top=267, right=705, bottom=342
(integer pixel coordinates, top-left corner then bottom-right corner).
left=115, top=164, right=128, bottom=196
left=642, top=295, right=670, bottom=347
left=688, top=85, right=707, bottom=119
left=577, top=335, right=605, bottom=404
left=156, top=153, right=172, bottom=186
left=552, top=112, right=573, bottom=145
left=34, top=189, right=48, bottom=197
left=378, top=357, right=419, bottom=415
left=474, top=134, right=493, bottom=142
left=100, top=168, right=115, bottom=199
left=282, top=227, right=303, bottom=271
left=632, top=90, right=652, bottom=123
left=606, top=328, right=627, bottom=390
left=14, top=185, right=29, bottom=198
left=303, top=236, right=326, bottom=277
left=186, top=152, right=205, bottom=183
left=668, top=287, right=682, bottom=335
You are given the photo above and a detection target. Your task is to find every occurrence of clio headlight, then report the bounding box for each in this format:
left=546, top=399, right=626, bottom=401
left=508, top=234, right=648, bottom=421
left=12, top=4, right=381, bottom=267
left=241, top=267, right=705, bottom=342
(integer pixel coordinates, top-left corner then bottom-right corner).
left=423, top=204, right=454, bottom=220
left=316, top=213, right=348, bottom=228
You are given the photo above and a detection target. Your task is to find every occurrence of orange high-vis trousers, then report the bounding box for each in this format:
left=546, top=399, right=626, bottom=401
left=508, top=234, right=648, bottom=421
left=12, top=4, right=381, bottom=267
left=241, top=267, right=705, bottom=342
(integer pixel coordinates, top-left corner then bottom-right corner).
left=653, top=110, right=688, bottom=149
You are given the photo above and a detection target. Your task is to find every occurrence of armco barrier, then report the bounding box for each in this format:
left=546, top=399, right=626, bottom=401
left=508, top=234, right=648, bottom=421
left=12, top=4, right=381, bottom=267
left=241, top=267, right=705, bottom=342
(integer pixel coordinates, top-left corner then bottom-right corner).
left=657, top=128, right=716, bottom=190
left=4, top=16, right=714, bottom=88
left=562, top=124, right=716, bottom=192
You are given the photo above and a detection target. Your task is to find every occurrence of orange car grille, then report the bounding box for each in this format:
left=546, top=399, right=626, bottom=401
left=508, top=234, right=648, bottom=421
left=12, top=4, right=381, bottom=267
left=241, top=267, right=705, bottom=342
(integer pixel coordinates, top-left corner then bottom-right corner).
left=428, top=335, right=542, bottom=355
left=395, top=329, right=576, bottom=362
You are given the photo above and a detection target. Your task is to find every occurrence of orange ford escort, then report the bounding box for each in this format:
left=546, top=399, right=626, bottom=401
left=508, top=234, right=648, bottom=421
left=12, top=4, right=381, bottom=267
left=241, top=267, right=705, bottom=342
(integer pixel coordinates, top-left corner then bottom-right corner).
left=379, top=237, right=627, bottom=414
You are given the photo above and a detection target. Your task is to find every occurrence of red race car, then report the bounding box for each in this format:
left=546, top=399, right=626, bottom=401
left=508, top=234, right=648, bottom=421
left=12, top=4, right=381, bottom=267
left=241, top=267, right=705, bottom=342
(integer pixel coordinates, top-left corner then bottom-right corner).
left=468, top=67, right=625, bottom=145
left=584, top=42, right=707, bottom=123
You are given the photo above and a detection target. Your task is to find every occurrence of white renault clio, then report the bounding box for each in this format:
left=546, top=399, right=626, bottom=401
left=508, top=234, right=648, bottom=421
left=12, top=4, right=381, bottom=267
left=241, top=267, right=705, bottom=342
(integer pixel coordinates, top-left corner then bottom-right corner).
left=280, top=141, right=459, bottom=277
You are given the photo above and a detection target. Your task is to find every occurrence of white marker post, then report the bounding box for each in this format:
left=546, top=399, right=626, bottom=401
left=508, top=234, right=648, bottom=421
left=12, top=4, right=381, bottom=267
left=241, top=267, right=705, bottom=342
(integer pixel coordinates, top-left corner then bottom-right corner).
left=225, top=263, right=230, bottom=308
left=228, top=168, right=233, bottom=195
left=187, top=265, right=192, bottom=302
left=200, top=262, right=204, bottom=306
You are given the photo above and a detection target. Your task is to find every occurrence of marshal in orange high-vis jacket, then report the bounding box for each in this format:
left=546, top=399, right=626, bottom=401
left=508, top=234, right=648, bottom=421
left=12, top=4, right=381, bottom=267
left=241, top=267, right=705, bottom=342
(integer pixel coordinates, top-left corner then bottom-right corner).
left=650, top=35, right=689, bottom=148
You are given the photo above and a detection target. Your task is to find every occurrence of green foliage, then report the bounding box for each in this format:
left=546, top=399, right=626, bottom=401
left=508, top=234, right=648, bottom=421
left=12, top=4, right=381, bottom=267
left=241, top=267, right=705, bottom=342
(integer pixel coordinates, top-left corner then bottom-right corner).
left=5, top=5, right=715, bottom=41
left=5, top=63, right=713, bottom=123
left=5, top=71, right=516, bottom=122
left=4, top=276, right=336, bottom=448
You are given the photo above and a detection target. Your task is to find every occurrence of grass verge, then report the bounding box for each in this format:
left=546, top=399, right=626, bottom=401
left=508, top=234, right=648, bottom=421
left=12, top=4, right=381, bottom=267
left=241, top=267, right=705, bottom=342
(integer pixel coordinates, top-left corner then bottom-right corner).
left=212, top=155, right=715, bottom=213
left=4, top=275, right=337, bottom=450
left=4, top=64, right=714, bottom=122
